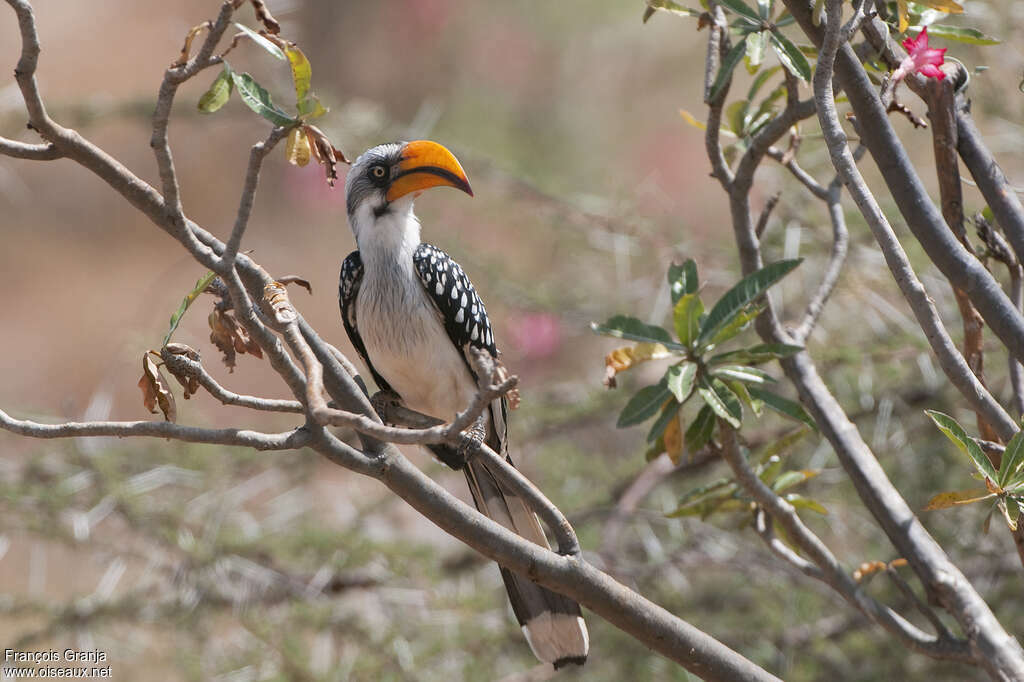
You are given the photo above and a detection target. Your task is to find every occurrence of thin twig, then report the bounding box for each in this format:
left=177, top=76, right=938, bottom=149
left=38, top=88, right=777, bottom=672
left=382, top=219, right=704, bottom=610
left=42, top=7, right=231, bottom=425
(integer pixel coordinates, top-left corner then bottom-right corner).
left=223, top=126, right=289, bottom=266
left=0, top=137, right=60, bottom=159
left=160, top=349, right=304, bottom=413
left=808, top=0, right=1017, bottom=443
left=718, top=424, right=970, bottom=661
left=0, top=408, right=308, bottom=450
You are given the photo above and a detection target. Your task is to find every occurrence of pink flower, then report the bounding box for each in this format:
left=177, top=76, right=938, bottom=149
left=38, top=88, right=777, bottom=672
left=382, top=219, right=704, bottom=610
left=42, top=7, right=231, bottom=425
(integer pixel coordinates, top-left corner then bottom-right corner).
left=509, top=312, right=562, bottom=360
left=893, top=27, right=946, bottom=82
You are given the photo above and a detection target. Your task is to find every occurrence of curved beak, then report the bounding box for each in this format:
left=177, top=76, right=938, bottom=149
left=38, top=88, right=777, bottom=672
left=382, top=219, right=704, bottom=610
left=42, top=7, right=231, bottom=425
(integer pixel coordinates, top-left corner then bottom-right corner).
left=386, top=140, right=473, bottom=202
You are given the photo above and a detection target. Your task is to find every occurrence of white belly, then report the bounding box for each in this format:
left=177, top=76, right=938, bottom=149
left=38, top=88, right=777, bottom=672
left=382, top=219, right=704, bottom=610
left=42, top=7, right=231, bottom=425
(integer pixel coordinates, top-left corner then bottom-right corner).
left=357, top=265, right=479, bottom=422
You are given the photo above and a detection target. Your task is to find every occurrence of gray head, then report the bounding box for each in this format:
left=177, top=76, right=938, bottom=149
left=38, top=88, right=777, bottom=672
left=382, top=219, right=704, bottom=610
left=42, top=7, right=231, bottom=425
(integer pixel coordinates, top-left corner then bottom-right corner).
left=343, top=140, right=473, bottom=221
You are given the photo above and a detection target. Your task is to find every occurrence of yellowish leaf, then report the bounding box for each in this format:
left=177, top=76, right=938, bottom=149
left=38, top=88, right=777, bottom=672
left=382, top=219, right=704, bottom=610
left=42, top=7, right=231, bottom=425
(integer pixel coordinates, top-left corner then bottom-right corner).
left=679, top=109, right=737, bottom=138
left=604, top=342, right=671, bottom=387
left=286, top=126, right=311, bottom=167
left=923, top=488, right=994, bottom=511
left=918, top=0, right=963, bottom=13
left=664, top=414, right=684, bottom=464
left=138, top=351, right=177, bottom=422
left=897, top=0, right=908, bottom=33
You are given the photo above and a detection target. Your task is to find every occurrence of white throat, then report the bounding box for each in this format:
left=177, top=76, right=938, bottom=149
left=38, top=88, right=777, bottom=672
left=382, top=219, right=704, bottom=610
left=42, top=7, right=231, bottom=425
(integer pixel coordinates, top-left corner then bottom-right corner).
left=350, top=195, right=421, bottom=268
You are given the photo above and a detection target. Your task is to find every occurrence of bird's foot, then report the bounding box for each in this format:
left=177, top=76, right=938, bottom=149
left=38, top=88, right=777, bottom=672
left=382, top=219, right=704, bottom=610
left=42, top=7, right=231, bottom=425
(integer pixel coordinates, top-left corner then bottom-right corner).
left=370, top=389, right=402, bottom=424
left=455, top=415, right=488, bottom=463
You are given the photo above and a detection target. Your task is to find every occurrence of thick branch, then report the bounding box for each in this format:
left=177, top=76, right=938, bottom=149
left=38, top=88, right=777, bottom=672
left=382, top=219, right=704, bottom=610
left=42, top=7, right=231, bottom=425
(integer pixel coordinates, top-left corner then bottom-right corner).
left=803, top=0, right=1017, bottom=443
left=718, top=424, right=970, bottom=661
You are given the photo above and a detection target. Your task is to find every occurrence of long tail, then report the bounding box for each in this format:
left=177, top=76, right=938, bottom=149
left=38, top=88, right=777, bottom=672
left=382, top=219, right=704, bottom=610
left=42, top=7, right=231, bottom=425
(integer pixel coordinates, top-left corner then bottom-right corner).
left=463, top=455, right=589, bottom=668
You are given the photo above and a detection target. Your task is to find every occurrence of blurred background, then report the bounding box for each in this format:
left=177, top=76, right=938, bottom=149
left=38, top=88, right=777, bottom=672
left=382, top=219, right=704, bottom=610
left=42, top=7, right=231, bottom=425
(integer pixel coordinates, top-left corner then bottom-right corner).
left=2, top=1, right=1023, bottom=680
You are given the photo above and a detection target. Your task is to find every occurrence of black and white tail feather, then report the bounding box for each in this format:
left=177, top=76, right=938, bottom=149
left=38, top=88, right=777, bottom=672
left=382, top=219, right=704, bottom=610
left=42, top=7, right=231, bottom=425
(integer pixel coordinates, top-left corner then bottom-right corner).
left=340, top=243, right=589, bottom=667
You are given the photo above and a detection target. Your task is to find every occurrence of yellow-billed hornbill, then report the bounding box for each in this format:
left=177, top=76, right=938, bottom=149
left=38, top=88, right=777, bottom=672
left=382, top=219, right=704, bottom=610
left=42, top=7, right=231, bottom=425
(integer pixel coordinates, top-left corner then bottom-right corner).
left=339, top=140, right=588, bottom=668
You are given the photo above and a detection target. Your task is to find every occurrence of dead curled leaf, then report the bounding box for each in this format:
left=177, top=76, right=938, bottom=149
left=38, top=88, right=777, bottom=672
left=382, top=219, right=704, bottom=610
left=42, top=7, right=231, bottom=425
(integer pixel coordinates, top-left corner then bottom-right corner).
left=138, top=351, right=177, bottom=422
left=604, top=343, right=671, bottom=388
left=304, top=124, right=349, bottom=187
left=277, top=275, right=313, bottom=295
left=263, top=282, right=297, bottom=325
left=493, top=357, right=521, bottom=410
left=209, top=309, right=262, bottom=372
left=163, top=343, right=201, bottom=399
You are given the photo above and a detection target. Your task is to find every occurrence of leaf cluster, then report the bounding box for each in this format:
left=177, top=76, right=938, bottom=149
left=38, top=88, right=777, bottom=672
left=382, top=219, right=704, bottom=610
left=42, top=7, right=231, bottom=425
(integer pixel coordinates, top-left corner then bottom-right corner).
left=924, top=411, right=1024, bottom=532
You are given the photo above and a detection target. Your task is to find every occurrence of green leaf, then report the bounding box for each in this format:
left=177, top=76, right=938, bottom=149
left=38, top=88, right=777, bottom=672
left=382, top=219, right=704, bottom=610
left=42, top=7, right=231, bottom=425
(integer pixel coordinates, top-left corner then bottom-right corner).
left=925, top=410, right=998, bottom=483
left=748, top=386, right=816, bottom=430
left=756, top=0, right=772, bottom=19
left=592, top=315, right=678, bottom=347
left=713, top=365, right=776, bottom=384
left=668, top=260, right=699, bottom=304
left=769, top=30, right=811, bottom=81
left=772, top=469, right=818, bottom=493
left=197, top=64, right=234, bottom=113
left=697, top=259, right=801, bottom=347
left=285, top=46, right=312, bottom=102
left=717, top=0, right=761, bottom=23
left=673, top=293, right=704, bottom=346
left=920, top=24, right=1000, bottom=45
left=754, top=426, right=810, bottom=463
left=698, top=376, right=743, bottom=428
left=709, top=303, right=764, bottom=346
left=727, top=379, right=762, bottom=417
left=708, top=38, right=748, bottom=103
left=647, top=398, right=681, bottom=443
left=618, top=383, right=672, bottom=428
left=726, top=99, right=750, bottom=135
left=747, top=64, right=782, bottom=100
left=234, top=22, right=286, bottom=60
left=999, top=429, right=1024, bottom=488
left=163, top=270, right=218, bottom=346
left=998, top=497, right=1019, bottom=531
left=710, top=342, right=802, bottom=365
left=785, top=493, right=828, bottom=515
left=923, top=488, right=995, bottom=510
left=666, top=362, right=698, bottom=404
left=667, top=479, right=739, bottom=517
left=685, top=404, right=716, bottom=453
left=745, top=30, right=768, bottom=72
left=231, top=72, right=297, bottom=127
left=643, top=0, right=703, bottom=22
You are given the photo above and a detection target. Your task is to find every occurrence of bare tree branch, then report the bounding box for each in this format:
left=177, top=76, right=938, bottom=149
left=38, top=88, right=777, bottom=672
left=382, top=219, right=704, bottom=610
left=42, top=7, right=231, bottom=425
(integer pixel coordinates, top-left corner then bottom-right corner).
left=0, top=408, right=308, bottom=450
left=804, top=0, right=1017, bottom=443
left=160, top=347, right=304, bottom=413
left=718, top=424, right=971, bottom=662
left=0, top=137, right=60, bottom=159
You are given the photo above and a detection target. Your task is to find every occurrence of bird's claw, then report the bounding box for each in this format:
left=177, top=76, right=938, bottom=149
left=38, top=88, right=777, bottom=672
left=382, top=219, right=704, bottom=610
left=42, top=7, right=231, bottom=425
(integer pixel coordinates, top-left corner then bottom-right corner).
left=370, top=389, right=402, bottom=423
left=456, top=416, right=488, bottom=462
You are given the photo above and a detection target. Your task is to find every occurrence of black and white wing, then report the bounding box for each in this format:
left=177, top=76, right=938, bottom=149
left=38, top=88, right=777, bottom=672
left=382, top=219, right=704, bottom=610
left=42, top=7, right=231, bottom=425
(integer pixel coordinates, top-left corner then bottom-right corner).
left=411, top=242, right=588, bottom=668
left=412, top=242, right=498, bottom=361
left=338, top=250, right=395, bottom=395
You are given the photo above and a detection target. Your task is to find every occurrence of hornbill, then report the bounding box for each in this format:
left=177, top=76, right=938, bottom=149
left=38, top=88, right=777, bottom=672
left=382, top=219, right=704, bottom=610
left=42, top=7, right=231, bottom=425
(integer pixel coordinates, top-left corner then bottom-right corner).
left=338, top=140, right=589, bottom=668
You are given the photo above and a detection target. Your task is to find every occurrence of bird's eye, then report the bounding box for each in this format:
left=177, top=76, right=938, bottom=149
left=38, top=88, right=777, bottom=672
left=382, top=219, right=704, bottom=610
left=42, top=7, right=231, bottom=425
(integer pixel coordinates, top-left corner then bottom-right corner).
left=369, top=164, right=388, bottom=183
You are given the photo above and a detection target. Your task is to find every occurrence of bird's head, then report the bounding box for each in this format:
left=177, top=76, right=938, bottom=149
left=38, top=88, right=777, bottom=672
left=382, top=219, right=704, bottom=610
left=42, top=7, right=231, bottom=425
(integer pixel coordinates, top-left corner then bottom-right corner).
left=345, top=140, right=472, bottom=228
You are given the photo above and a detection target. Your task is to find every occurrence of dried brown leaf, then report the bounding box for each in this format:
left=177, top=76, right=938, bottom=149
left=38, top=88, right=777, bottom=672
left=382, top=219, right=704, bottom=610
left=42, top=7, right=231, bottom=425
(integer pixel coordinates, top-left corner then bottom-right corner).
left=664, top=413, right=683, bottom=464
left=163, top=343, right=201, bottom=399
left=209, top=309, right=263, bottom=370
left=278, top=275, right=313, bottom=295
left=304, top=125, right=347, bottom=187
left=249, top=0, right=281, bottom=34
left=604, top=343, right=671, bottom=387
left=493, top=357, right=521, bottom=410
left=138, top=351, right=177, bottom=421
left=264, top=282, right=297, bottom=325
left=172, top=21, right=211, bottom=67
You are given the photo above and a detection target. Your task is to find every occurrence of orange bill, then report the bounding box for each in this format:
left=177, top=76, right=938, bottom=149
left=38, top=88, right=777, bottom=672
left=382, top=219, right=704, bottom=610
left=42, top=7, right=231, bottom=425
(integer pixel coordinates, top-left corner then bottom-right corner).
left=386, top=140, right=473, bottom=201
